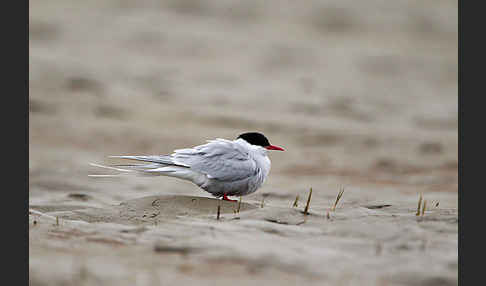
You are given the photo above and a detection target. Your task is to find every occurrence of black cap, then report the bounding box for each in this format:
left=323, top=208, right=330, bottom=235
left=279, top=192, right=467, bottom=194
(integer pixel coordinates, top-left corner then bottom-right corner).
left=237, top=132, right=270, bottom=147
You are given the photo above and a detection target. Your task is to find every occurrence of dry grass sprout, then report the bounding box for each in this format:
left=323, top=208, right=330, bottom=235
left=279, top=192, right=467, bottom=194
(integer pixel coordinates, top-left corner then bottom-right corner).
left=303, top=188, right=312, bottom=215
left=331, top=187, right=345, bottom=212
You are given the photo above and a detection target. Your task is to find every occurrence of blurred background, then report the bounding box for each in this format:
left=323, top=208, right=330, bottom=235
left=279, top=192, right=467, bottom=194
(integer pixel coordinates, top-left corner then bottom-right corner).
left=29, top=0, right=457, bottom=284
left=30, top=0, right=457, bottom=203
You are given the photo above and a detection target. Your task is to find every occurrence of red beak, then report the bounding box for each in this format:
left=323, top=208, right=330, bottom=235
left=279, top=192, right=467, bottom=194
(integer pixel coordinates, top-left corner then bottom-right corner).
left=265, top=145, right=285, bottom=151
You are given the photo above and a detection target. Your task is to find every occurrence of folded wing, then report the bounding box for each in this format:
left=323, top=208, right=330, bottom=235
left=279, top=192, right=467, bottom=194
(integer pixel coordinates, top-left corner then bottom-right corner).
left=104, top=139, right=256, bottom=182
left=172, top=138, right=256, bottom=181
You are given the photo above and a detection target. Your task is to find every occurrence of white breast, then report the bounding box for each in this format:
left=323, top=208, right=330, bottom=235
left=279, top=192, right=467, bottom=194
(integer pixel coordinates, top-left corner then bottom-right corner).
left=245, top=143, right=271, bottom=193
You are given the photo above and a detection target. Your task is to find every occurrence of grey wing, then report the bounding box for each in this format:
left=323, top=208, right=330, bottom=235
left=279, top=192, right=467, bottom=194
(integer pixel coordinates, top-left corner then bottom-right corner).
left=173, top=139, right=257, bottom=181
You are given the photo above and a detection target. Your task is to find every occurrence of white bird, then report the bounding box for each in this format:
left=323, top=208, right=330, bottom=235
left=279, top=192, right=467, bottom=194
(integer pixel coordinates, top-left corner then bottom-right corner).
left=89, top=132, right=284, bottom=201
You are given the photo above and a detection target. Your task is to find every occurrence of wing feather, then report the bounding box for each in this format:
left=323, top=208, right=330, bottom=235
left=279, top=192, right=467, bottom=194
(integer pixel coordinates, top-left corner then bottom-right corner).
left=107, top=139, right=256, bottom=182
left=172, top=139, right=256, bottom=181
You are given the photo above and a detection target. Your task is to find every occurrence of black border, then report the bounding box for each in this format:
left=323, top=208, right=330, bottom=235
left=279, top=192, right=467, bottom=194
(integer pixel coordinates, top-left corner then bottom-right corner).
left=7, top=0, right=28, bottom=284
left=459, top=1, right=482, bottom=285
left=6, top=0, right=29, bottom=284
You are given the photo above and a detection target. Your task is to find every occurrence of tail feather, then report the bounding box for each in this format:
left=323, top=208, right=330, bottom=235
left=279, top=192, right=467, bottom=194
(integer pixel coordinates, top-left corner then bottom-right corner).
left=88, top=174, right=126, bottom=178
left=88, top=162, right=188, bottom=178
left=89, top=163, right=134, bottom=173
left=89, top=160, right=206, bottom=186
left=108, top=155, right=190, bottom=168
left=88, top=162, right=141, bottom=178
left=109, top=163, right=161, bottom=170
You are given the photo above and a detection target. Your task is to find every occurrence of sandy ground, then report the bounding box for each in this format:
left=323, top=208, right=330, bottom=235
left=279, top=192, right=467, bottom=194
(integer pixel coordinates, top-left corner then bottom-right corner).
left=29, top=1, right=457, bottom=285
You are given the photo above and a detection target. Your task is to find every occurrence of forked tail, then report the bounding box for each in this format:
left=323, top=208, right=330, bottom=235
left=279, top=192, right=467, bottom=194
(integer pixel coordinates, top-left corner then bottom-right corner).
left=88, top=163, right=137, bottom=178
left=88, top=161, right=192, bottom=178
left=89, top=159, right=206, bottom=187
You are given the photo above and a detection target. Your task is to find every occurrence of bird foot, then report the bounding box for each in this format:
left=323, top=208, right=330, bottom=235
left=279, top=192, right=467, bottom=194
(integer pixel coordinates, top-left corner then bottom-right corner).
left=222, top=194, right=237, bottom=202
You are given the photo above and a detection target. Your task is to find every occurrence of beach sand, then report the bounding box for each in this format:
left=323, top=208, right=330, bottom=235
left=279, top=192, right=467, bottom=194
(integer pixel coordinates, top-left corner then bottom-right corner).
left=29, top=0, right=457, bottom=285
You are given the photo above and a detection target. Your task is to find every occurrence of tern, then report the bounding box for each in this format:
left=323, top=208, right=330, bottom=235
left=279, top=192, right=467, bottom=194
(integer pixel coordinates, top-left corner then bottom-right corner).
left=89, top=132, right=284, bottom=201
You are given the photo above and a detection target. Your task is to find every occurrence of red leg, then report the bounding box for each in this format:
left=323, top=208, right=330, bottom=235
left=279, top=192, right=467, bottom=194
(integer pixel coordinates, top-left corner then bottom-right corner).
left=222, top=194, right=237, bottom=202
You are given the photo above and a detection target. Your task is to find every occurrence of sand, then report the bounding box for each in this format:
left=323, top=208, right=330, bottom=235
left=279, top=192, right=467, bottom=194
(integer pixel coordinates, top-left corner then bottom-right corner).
left=29, top=0, right=457, bottom=285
